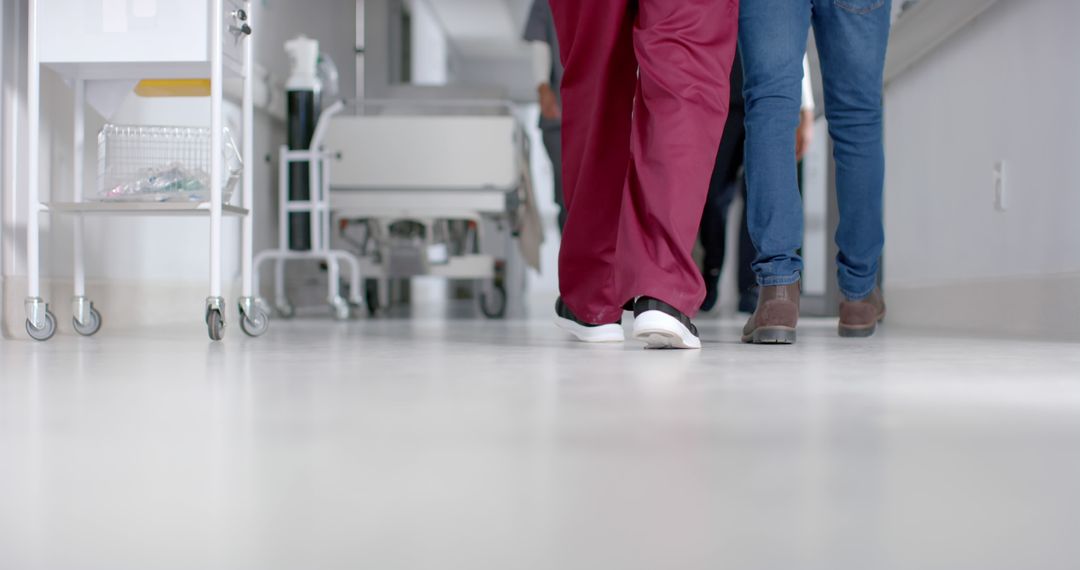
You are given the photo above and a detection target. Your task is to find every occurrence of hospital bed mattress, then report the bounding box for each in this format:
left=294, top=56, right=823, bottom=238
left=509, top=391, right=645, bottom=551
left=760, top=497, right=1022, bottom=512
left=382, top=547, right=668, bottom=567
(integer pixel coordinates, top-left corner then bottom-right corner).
left=324, top=115, right=520, bottom=192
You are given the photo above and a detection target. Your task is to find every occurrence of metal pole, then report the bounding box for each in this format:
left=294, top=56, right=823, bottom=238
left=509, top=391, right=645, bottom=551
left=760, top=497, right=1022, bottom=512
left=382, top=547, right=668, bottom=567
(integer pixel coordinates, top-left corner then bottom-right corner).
left=240, top=0, right=254, bottom=298
left=26, top=0, right=39, bottom=299
left=73, top=78, right=85, bottom=298
left=209, top=0, right=224, bottom=301
left=308, top=148, right=318, bottom=250
left=275, top=146, right=288, bottom=303
left=355, top=0, right=365, bottom=99
left=320, top=155, right=330, bottom=250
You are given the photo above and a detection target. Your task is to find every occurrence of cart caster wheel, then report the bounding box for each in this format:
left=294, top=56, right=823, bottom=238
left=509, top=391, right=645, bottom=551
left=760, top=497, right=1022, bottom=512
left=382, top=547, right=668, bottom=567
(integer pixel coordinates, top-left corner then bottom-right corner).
left=276, top=302, right=295, bottom=319
left=479, top=282, right=507, bottom=320
left=206, top=309, right=225, bottom=341
left=240, top=307, right=269, bottom=337
left=330, top=296, right=351, bottom=321
left=73, top=307, right=102, bottom=337
left=26, top=310, right=57, bottom=342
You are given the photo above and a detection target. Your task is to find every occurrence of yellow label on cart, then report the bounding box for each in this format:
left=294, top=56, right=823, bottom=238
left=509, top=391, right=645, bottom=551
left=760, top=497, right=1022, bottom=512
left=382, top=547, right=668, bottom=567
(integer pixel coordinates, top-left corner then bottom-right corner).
left=134, top=79, right=211, bottom=98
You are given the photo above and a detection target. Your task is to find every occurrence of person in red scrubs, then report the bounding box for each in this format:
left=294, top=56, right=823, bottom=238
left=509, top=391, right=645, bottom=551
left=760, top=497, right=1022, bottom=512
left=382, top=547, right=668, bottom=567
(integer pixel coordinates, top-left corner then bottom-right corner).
left=549, top=0, right=739, bottom=349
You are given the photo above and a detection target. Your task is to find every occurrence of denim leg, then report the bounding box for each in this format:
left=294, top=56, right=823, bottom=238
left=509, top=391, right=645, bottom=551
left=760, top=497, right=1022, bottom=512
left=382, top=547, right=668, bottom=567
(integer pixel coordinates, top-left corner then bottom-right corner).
left=739, top=0, right=813, bottom=288
left=812, top=0, right=891, bottom=300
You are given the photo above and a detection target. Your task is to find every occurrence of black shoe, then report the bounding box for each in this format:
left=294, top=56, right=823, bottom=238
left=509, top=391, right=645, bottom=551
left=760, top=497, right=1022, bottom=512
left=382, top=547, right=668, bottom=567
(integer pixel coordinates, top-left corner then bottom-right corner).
left=553, top=298, right=625, bottom=343
left=631, top=297, right=701, bottom=350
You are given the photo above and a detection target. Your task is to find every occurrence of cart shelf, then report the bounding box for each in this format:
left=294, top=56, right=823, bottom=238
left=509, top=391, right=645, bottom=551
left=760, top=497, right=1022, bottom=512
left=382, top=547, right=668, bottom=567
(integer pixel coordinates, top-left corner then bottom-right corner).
left=43, top=202, right=250, bottom=217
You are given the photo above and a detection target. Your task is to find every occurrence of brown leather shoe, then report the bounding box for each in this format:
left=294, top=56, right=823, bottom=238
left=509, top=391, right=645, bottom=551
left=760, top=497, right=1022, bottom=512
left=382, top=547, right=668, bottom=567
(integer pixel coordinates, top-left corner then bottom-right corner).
left=741, top=283, right=800, bottom=344
left=838, top=288, right=886, bottom=338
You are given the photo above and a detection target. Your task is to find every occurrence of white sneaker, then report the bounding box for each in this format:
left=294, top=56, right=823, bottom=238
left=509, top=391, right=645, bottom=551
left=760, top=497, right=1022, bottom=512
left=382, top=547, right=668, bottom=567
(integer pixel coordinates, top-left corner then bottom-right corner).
left=554, top=298, right=625, bottom=343
left=631, top=297, right=702, bottom=350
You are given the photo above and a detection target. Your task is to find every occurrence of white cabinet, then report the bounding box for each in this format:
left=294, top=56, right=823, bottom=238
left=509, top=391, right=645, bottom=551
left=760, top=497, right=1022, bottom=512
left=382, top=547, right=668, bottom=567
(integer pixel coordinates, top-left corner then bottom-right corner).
left=37, top=0, right=248, bottom=78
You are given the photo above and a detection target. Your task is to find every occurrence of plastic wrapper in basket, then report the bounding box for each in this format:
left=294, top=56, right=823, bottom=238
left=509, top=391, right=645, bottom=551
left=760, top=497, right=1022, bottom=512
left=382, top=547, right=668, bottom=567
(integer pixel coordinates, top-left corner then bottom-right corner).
left=97, top=125, right=243, bottom=203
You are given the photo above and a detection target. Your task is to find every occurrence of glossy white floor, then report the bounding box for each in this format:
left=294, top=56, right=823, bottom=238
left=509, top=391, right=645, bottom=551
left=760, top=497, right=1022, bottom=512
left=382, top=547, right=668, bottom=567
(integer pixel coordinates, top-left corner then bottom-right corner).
left=2, top=314, right=1079, bottom=570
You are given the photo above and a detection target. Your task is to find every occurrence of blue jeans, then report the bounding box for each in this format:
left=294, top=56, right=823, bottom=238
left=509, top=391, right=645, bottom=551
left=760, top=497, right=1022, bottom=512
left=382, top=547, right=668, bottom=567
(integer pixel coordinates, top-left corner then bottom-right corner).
left=739, top=0, right=891, bottom=301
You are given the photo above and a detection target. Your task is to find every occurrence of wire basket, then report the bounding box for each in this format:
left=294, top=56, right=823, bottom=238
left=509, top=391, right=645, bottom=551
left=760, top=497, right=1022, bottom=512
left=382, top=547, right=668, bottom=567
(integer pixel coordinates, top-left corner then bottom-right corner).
left=97, top=124, right=243, bottom=203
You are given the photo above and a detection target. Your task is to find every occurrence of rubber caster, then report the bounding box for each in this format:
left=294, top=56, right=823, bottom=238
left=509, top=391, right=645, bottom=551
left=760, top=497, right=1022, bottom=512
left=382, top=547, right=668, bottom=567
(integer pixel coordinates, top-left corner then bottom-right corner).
left=26, top=310, right=57, bottom=342
left=256, top=297, right=275, bottom=317
left=330, top=296, right=351, bottom=321
left=73, top=307, right=103, bottom=337
left=275, top=301, right=295, bottom=319
left=479, top=281, right=507, bottom=319
left=206, top=309, right=225, bottom=341
left=240, top=306, right=269, bottom=337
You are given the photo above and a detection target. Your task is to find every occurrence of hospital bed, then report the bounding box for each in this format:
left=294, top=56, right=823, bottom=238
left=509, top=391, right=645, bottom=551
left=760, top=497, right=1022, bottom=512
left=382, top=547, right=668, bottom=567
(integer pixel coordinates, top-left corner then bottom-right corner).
left=321, top=99, right=542, bottom=318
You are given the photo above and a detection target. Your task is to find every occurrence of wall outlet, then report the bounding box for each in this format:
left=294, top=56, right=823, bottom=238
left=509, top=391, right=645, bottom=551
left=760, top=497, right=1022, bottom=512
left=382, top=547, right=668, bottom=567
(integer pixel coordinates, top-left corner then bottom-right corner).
left=993, top=160, right=1007, bottom=212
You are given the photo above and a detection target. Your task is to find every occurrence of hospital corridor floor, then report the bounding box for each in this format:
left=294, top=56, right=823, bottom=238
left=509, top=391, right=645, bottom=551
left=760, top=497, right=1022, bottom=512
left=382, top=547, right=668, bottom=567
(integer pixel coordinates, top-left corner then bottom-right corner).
left=2, top=316, right=1079, bottom=570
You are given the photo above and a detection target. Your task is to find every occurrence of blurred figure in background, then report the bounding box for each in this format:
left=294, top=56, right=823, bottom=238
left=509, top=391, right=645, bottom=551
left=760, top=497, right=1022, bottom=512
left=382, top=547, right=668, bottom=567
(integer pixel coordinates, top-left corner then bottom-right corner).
left=549, top=0, right=739, bottom=349
left=740, top=0, right=892, bottom=345
left=523, top=0, right=567, bottom=232
left=699, top=50, right=816, bottom=314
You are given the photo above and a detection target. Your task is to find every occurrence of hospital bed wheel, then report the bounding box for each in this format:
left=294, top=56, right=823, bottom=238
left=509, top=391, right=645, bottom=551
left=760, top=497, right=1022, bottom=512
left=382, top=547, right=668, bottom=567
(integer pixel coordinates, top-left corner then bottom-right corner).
left=330, top=296, right=351, bottom=321
left=206, top=309, right=225, bottom=341
left=276, top=302, right=295, bottom=319
left=73, top=307, right=102, bottom=337
left=26, top=310, right=57, bottom=342
left=240, top=306, right=270, bottom=338
left=479, top=282, right=507, bottom=320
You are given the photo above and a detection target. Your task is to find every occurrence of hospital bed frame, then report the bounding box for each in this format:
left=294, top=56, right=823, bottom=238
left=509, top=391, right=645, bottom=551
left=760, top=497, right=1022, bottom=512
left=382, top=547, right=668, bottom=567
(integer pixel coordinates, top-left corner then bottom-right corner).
left=325, top=99, right=534, bottom=318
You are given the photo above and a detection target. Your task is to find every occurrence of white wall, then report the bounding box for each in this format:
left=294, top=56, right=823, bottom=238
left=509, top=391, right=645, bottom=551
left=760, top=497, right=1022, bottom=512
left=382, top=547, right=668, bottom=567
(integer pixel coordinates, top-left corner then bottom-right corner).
left=450, top=51, right=535, bottom=103
left=407, top=0, right=449, bottom=85
left=883, top=0, right=1080, bottom=338
left=416, top=0, right=534, bottom=101
left=255, top=0, right=357, bottom=101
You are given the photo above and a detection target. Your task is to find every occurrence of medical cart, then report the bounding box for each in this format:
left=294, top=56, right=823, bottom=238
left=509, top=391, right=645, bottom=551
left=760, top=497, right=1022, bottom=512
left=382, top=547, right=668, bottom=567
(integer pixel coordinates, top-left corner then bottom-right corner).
left=23, top=0, right=266, bottom=341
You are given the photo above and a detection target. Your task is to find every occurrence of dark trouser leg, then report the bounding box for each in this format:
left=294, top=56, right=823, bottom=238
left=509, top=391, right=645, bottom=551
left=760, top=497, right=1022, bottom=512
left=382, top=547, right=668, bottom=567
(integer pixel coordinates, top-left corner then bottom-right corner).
left=736, top=179, right=759, bottom=311
left=699, top=108, right=746, bottom=311
left=540, top=124, right=567, bottom=233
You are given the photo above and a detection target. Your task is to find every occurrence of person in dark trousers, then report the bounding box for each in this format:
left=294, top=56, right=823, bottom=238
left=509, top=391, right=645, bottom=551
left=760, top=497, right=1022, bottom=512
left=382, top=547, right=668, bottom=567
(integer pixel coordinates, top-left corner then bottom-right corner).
left=549, top=0, right=739, bottom=349
left=699, top=50, right=816, bottom=314
left=523, top=0, right=567, bottom=232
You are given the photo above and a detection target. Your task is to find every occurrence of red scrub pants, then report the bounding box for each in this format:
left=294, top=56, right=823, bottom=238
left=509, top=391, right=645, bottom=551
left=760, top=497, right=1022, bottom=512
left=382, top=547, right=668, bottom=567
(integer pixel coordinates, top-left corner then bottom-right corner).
left=550, top=0, right=739, bottom=324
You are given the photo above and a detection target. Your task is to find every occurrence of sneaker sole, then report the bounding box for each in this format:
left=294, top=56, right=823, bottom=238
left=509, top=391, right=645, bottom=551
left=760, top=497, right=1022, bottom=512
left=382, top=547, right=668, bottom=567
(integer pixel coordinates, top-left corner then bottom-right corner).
left=741, top=326, right=797, bottom=345
left=554, top=317, right=625, bottom=343
left=632, top=311, right=701, bottom=350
